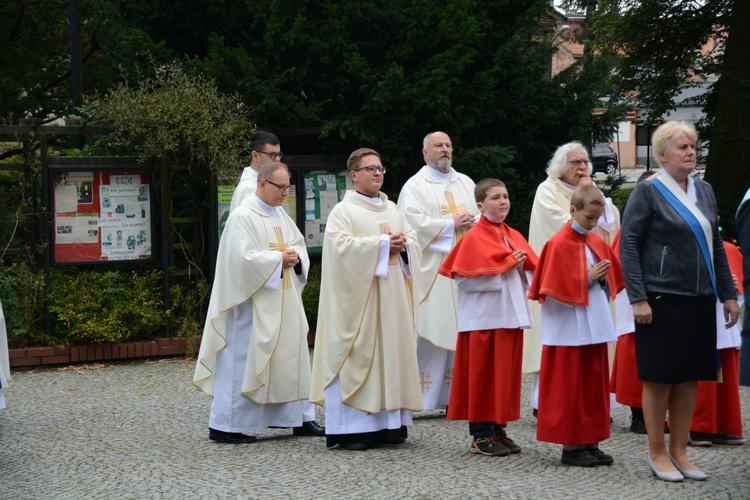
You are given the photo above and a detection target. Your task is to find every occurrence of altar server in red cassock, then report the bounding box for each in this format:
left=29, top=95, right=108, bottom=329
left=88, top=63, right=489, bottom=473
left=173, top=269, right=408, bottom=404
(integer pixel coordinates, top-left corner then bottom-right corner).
left=689, top=240, right=746, bottom=446
left=528, top=183, right=625, bottom=467
left=610, top=228, right=646, bottom=433
left=440, top=179, right=538, bottom=457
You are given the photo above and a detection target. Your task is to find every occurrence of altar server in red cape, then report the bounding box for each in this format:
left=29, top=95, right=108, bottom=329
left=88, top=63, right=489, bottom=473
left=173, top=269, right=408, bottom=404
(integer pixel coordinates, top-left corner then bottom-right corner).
left=439, top=178, right=538, bottom=457
left=528, top=183, right=625, bottom=467
left=689, top=240, right=746, bottom=446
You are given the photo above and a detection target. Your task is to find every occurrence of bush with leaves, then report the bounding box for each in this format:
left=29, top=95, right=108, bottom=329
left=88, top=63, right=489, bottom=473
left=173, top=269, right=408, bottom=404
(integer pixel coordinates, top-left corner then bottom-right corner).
left=168, top=275, right=210, bottom=354
left=48, top=268, right=166, bottom=346
left=302, top=260, right=321, bottom=332
left=84, top=63, right=253, bottom=184
left=0, top=262, right=48, bottom=348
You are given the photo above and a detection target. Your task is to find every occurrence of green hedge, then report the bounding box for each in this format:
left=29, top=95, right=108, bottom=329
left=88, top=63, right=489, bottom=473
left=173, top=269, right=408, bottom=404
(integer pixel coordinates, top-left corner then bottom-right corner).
left=48, top=268, right=167, bottom=346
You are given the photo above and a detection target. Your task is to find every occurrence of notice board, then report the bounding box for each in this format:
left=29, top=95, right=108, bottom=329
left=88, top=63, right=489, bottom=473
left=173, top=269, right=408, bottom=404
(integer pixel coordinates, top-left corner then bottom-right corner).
left=51, top=167, right=154, bottom=264
left=303, top=170, right=351, bottom=252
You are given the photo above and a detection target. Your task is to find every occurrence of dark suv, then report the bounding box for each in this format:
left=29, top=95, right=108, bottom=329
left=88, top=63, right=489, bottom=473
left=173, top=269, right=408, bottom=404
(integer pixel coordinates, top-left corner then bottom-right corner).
left=591, top=143, right=618, bottom=175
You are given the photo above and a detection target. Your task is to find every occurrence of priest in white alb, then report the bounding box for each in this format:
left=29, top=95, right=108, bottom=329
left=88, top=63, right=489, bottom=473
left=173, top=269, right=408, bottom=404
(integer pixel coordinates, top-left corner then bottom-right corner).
left=311, top=148, right=423, bottom=450
left=194, top=162, right=324, bottom=443
left=397, top=131, right=477, bottom=410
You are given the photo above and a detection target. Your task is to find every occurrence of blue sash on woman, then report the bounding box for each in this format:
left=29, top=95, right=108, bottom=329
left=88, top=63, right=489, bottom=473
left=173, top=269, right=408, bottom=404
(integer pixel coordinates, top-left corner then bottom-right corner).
left=651, top=177, right=717, bottom=298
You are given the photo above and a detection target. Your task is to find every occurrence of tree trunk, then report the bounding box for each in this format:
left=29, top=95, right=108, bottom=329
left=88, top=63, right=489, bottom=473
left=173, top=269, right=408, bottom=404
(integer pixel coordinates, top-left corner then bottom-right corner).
left=581, top=0, right=598, bottom=68
left=704, top=1, right=750, bottom=238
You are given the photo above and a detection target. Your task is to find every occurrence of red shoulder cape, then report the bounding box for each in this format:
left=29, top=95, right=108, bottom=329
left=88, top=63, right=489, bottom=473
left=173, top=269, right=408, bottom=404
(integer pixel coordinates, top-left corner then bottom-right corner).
left=528, top=223, right=625, bottom=306
left=439, top=216, right=538, bottom=279
left=723, top=240, right=744, bottom=295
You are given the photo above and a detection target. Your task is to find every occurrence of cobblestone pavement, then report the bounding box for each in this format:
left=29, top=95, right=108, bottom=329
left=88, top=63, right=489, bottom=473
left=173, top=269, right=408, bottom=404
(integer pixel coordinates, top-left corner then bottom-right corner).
left=1, top=356, right=749, bottom=499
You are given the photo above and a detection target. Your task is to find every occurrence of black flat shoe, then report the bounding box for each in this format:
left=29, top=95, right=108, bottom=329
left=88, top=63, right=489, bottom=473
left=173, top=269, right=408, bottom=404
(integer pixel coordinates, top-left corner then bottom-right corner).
left=587, top=447, right=614, bottom=465
left=209, top=427, right=258, bottom=444
left=561, top=449, right=598, bottom=467
left=293, top=420, right=325, bottom=436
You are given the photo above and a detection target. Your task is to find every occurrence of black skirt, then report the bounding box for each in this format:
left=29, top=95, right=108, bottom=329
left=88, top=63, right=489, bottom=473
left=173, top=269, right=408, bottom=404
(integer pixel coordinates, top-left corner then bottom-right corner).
left=635, top=292, right=717, bottom=384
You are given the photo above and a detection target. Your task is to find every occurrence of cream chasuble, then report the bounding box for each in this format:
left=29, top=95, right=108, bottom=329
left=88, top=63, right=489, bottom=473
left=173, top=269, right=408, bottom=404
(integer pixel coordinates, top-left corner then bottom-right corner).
left=193, top=197, right=311, bottom=404
left=397, top=166, right=478, bottom=350
left=524, top=176, right=620, bottom=373
left=310, top=191, right=423, bottom=414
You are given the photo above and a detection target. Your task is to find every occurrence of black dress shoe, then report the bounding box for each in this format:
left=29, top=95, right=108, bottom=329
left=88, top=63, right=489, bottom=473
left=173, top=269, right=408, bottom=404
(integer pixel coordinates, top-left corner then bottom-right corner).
left=293, top=420, right=325, bottom=436
left=209, top=427, right=258, bottom=444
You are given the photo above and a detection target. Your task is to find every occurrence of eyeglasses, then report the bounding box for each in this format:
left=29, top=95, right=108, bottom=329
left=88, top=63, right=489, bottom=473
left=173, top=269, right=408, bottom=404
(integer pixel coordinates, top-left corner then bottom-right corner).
left=257, top=150, right=284, bottom=161
left=567, top=159, right=589, bottom=166
left=353, top=166, right=386, bottom=174
left=265, top=179, right=290, bottom=193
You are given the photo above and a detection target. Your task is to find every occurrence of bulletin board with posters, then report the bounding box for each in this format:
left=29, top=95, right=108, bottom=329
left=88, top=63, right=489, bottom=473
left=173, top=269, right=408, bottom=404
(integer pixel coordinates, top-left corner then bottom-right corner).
left=49, top=165, right=155, bottom=264
left=216, top=181, right=298, bottom=242
left=303, top=170, right=351, bottom=252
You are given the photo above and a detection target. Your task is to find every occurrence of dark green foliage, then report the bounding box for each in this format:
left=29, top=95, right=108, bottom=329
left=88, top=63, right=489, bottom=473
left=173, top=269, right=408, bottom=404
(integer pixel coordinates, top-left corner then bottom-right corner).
left=48, top=268, right=166, bottom=346
left=0, top=262, right=47, bottom=348
left=0, top=0, right=171, bottom=123
left=189, top=0, right=616, bottom=181
left=302, top=260, right=321, bottom=331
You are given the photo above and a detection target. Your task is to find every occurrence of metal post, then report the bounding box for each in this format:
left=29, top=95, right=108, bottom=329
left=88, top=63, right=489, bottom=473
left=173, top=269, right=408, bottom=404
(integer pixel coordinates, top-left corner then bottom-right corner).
left=68, top=0, right=84, bottom=150
left=161, top=171, right=171, bottom=337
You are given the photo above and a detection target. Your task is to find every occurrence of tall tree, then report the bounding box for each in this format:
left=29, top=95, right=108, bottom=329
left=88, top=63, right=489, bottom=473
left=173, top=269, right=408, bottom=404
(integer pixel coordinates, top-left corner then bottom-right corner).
left=3, top=0, right=617, bottom=192
left=582, top=0, right=749, bottom=228
left=189, top=0, right=616, bottom=186
left=0, top=0, right=174, bottom=125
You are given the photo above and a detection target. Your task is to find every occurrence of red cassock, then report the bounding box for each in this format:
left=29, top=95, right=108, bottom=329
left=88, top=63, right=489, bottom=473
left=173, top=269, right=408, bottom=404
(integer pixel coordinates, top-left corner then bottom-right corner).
left=439, top=217, right=538, bottom=425
left=692, top=241, right=744, bottom=436
left=609, top=228, right=642, bottom=407
left=528, top=224, right=624, bottom=445
left=610, top=333, right=642, bottom=407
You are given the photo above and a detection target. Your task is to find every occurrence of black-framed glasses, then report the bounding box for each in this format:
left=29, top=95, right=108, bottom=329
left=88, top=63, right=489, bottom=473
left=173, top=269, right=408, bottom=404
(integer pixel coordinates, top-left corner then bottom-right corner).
left=265, top=179, right=290, bottom=193
left=257, top=150, right=284, bottom=161
left=354, top=166, right=386, bottom=174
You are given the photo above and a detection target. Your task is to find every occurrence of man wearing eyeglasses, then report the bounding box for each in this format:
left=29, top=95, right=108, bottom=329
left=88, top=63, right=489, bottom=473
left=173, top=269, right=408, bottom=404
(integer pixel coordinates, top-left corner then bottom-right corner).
left=397, top=131, right=478, bottom=412
left=311, top=148, right=423, bottom=450
left=229, top=131, right=283, bottom=212
left=195, top=162, right=324, bottom=443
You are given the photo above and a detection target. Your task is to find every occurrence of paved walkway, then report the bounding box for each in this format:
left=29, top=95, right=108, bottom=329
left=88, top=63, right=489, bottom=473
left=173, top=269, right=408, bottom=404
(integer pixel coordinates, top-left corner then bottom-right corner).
left=1, top=356, right=749, bottom=499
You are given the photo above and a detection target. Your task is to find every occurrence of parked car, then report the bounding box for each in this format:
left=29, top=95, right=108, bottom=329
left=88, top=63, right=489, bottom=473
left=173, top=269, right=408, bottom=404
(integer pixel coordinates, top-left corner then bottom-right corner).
left=591, top=143, right=619, bottom=175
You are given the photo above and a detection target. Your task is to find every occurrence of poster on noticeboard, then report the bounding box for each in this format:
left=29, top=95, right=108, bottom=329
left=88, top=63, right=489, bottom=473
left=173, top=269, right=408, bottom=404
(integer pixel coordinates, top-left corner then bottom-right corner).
left=51, top=168, right=154, bottom=264
left=303, top=170, right=351, bottom=252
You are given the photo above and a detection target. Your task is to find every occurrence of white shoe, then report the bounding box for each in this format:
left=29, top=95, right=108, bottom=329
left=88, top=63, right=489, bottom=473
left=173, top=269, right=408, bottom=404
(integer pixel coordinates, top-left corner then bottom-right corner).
left=647, top=454, right=683, bottom=482
left=668, top=452, right=707, bottom=481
